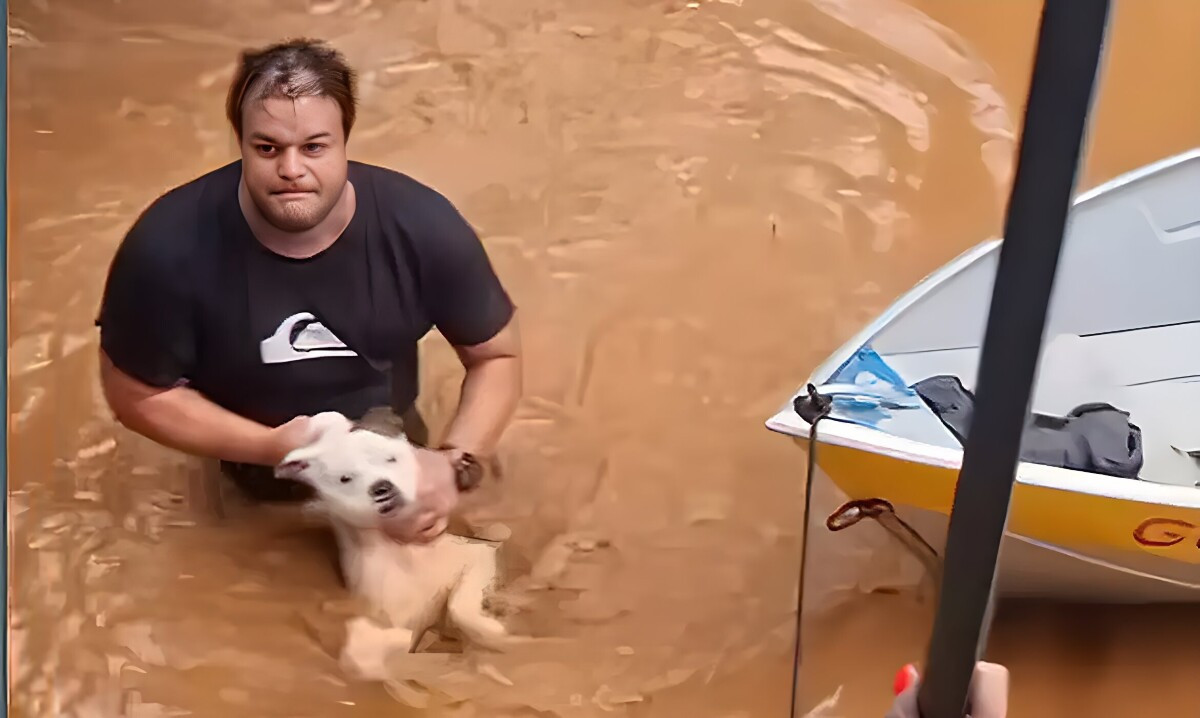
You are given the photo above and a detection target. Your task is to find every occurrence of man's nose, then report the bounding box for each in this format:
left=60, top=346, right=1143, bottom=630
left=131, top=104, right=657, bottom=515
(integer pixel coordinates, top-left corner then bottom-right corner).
left=276, top=149, right=305, bottom=180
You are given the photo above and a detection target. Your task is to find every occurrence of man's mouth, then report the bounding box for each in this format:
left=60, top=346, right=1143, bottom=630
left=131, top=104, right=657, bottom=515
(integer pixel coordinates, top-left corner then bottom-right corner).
left=271, top=190, right=315, bottom=199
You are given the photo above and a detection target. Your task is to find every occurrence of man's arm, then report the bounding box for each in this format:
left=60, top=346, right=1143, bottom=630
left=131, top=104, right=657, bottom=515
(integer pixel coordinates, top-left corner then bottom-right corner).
left=378, top=181, right=521, bottom=544
left=407, top=181, right=522, bottom=459
left=100, top=350, right=305, bottom=466
left=96, top=210, right=310, bottom=467
left=386, top=315, right=520, bottom=544
left=438, top=311, right=522, bottom=456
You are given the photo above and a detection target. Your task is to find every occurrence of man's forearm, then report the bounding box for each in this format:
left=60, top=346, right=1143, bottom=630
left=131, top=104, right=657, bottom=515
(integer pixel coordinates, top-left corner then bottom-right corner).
left=101, top=351, right=283, bottom=465
left=438, top=355, right=521, bottom=456
left=118, top=386, right=282, bottom=465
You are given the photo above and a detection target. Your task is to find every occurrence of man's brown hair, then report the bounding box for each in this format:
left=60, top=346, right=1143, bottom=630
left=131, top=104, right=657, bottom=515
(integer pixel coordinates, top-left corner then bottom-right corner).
left=226, top=38, right=358, bottom=141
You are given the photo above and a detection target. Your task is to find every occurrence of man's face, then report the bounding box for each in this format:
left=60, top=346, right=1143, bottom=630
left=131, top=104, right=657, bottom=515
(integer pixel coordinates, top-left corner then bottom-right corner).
left=239, top=94, right=348, bottom=233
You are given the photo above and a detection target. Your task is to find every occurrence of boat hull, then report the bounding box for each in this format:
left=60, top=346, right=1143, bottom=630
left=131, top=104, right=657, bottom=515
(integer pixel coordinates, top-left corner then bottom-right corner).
left=802, top=438, right=1200, bottom=604
left=770, top=148, right=1200, bottom=604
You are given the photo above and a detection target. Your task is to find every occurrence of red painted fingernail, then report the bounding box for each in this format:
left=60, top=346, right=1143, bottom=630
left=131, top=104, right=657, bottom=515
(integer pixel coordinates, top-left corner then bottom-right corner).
left=893, top=664, right=918, bottom=696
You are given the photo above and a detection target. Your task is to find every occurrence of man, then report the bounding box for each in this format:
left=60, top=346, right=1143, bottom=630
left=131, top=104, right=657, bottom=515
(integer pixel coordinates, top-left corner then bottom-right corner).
left=95, top=38, right=521, bottom=544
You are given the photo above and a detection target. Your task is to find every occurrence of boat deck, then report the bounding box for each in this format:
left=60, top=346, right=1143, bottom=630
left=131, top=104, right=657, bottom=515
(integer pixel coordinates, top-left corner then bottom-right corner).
left=882, top=322, right=1200, bottom=488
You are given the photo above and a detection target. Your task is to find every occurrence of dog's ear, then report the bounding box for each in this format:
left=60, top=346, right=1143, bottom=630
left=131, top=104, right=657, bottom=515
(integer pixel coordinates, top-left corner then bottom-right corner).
left=274, top=457, right=310, bottom=480
left=274, top=413, right=352, bottom=479
left=308, top=411, right=354, bottom=440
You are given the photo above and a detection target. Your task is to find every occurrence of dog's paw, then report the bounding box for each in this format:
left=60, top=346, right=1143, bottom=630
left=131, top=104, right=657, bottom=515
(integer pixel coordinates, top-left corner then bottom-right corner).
left=340, top=617, right=415, bottom=682
left=451, top=611, right=511, bottom=651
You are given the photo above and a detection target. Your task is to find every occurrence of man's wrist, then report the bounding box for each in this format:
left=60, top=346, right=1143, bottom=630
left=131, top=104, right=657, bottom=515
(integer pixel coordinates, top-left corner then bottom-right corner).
left=255, top=421, right=306, bottom=467
left=436, top=444, right=485, bottom=492
left=252, top=427, right=287, bottom=466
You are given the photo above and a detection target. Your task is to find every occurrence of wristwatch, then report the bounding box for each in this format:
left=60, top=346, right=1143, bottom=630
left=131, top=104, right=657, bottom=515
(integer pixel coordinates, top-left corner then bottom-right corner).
left=439, top=445, right=484, bottom=492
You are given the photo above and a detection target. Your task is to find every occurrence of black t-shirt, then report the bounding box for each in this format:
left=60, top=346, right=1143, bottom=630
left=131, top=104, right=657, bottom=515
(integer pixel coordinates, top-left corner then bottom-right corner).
left=96, top=160, right=515, bottom=428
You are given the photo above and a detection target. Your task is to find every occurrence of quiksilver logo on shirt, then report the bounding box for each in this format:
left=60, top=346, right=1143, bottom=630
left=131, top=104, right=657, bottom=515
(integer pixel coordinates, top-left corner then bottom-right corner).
left=260, top=311, right=359, bottom=364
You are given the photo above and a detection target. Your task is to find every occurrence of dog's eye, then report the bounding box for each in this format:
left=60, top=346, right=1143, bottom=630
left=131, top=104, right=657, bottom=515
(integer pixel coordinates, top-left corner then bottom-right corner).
left=340, top=476, right=353, bottom=484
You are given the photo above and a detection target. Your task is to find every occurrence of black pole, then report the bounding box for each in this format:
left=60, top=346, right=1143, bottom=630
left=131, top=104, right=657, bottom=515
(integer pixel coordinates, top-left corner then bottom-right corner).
left=2, top=0, right=9, bottom=702
left=915, top=1, right=1112, bottom=716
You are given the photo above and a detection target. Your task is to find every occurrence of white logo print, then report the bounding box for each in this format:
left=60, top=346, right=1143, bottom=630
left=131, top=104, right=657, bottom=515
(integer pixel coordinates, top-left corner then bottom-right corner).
left=260, top=311, right=359, bottom=364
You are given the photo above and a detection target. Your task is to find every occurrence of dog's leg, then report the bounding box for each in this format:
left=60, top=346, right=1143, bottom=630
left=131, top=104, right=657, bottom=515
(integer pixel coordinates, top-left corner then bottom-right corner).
left=447, top=544, right=568, bottom=652
left=340, top=616, right=416, bottom=682
left=446, top=547, right=513, bottom=651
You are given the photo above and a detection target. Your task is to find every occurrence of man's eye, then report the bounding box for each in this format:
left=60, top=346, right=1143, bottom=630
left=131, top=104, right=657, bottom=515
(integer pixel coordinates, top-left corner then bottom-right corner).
left=304, top=143, right=325, bottom=153
left=340, top=476, right=352, bottom=484
left=257, top=145, right=276, bottom=154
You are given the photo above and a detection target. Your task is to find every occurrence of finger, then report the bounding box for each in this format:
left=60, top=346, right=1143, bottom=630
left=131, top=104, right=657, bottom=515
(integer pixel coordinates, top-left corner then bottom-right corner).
left=413, top=518, right=447, bottom=543
left=413, top=528, right=442, bottom=545
left=885, top=665, right=921, bottom=718
left=968, top=662, right=1009, bottom=718
left=381, top=511, right=430, bottom=543
left=894, top=664, right=920, bottom=696
left=402, top=518, right=438, bottom=544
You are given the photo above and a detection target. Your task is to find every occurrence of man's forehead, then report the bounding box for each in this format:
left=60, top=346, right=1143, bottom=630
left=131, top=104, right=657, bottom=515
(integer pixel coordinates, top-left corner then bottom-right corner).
left=243, top=95, right=342, bottom=141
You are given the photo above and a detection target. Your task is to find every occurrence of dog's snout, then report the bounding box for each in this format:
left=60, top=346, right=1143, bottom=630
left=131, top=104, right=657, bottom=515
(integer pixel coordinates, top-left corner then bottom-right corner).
left=368, top=479, right=404, bottom=515
left=369, top=480, right=396, bottom=499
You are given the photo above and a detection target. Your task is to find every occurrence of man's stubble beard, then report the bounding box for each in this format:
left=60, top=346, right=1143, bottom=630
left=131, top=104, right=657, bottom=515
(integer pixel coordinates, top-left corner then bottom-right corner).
left=253, top=191, right=338, bottom=233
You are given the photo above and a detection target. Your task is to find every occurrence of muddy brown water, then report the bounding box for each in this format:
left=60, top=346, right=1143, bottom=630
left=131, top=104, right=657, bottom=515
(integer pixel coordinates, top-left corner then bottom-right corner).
left=8, top=0, right=1200, bottom=716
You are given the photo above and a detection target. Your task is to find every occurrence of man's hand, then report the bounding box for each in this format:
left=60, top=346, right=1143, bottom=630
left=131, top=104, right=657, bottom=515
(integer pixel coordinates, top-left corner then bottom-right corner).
left=886, top=662, right=1009, bottom=718
left=262, top=415, right=316, bottom=466
left=380, top=448, right=460, bottom=544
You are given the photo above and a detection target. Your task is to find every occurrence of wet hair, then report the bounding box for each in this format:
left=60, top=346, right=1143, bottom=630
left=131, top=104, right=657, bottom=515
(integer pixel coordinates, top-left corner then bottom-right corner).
left=226, top=37, right=358, bottom=141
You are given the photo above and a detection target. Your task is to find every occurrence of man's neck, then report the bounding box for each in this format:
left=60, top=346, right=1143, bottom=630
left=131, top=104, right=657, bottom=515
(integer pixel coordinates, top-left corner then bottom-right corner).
left=238, top=177, right=357, bottom=259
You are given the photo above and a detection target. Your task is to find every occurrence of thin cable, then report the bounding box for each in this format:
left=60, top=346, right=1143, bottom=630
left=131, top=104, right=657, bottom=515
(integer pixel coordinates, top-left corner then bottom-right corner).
left=788, top=384, right=831, bottom=718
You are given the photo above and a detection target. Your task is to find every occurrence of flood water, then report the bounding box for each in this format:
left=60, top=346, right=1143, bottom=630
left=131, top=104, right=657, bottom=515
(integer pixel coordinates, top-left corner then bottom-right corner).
left=8, top=0, right=1200, bottom=716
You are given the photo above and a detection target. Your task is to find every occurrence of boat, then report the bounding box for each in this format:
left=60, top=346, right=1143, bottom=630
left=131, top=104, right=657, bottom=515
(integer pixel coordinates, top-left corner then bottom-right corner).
left=766, top=148, right=1200, bottom=604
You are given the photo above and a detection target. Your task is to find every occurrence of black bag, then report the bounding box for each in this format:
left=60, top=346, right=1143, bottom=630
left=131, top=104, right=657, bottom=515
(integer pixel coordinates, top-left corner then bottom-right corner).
left=912, top=375, right=1144, bottom=480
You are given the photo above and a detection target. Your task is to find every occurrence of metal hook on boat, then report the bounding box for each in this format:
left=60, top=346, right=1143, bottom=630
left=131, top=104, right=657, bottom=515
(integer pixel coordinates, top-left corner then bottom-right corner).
left=826, top=498, right=944, bottom=591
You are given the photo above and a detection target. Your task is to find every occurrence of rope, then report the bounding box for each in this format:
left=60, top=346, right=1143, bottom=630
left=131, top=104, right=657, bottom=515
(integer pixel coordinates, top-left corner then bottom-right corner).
left=788, top=383, right=832, bottom=718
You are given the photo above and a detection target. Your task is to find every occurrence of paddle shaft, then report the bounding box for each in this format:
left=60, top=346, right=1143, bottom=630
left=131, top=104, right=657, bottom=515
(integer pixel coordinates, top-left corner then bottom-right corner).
left=915, top=1, right=1112, bottom=716
left=2, top=0, right=9, bottom=702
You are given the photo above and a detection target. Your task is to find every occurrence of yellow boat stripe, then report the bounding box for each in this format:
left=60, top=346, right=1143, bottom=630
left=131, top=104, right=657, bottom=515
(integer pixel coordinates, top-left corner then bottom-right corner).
left=812, top=442, right=1200, bottom=566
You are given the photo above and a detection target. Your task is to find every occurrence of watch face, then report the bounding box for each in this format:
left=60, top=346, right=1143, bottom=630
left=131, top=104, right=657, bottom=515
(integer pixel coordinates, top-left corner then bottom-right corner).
left=456, top=453, right=484, bottom=491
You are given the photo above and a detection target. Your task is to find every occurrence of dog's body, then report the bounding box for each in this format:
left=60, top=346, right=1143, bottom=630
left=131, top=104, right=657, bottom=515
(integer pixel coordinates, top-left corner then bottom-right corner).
left=276, top=412, right=516, bottom=680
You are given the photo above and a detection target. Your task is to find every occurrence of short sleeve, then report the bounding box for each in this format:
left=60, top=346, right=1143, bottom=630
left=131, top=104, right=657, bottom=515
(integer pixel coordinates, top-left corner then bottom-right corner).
left=96, top=217, right=197, bottom=388
left=417, top=192, right=516, bottom=347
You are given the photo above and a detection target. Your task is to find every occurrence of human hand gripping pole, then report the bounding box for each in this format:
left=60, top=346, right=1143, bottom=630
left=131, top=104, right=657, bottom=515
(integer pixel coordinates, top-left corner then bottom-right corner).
left=887, top=663, right=1009, bottom=718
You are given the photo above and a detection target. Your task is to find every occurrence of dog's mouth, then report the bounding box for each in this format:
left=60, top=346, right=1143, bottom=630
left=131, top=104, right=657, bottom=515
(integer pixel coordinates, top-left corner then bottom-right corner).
left=368, top=479, right=404, bottom=515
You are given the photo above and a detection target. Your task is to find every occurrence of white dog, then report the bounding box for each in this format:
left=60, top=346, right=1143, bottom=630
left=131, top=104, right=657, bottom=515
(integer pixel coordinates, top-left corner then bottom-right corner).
left=275, top=411, right=522, bottom=680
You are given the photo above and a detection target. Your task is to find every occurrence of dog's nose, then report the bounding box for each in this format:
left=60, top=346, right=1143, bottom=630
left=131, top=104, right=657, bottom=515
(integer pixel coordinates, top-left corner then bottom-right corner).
left=368, top=480, right=404, bottom=515
left=369, top=480, right=397, bottom=499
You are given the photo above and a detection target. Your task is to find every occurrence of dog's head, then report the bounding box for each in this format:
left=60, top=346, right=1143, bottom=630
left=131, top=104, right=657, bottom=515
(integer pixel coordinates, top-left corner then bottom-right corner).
left=274, top=412, right=420, bottom=527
